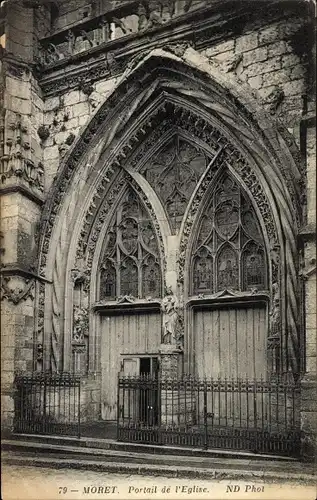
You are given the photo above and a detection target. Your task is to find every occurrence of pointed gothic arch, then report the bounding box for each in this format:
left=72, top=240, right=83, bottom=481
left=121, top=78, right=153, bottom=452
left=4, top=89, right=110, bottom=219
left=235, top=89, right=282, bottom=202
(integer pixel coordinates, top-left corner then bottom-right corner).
left=187, top=169, right=268, bottom=296
left=97, top=184, right=164, bottom=301
left=184, top=168, right=270, bottom=378
left=35, top=48, right=302, bottom=380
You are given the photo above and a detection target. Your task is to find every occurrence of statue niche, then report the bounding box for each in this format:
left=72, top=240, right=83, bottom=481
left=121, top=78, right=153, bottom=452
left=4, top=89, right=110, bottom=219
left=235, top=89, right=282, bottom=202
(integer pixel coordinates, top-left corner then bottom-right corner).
left=72, top=305, right=89, bottom=373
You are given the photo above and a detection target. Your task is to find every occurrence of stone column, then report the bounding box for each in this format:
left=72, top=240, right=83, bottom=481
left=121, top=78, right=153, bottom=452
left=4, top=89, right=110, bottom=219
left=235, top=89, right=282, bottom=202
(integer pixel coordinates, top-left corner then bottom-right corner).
left=159, top=344, right=183, bottom=427
left=300, top=110, right=317, bottom=460
left=0, top=2, right=44, bottom=434
left=159, top=344, right=195, bottom=428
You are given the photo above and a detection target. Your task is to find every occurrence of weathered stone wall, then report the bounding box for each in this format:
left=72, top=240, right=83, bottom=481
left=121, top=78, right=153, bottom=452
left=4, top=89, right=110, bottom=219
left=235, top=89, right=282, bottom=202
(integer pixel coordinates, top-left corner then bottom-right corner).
left=52, top=0, right=95, bottom=33
left=51, top=0, right=125, bottom=33
left=201, top=15, right=310, bottom=140
left=1, top=1, right=45, bottom=432
left=300, top=114, right=316, bottom=458
left=42, top=77, right=118, bottom=192
left=40, top=12, right=312, bottom=191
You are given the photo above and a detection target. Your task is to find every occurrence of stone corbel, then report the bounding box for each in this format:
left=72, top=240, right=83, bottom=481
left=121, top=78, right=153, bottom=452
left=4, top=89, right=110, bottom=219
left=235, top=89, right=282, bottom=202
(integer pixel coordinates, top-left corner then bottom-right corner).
left=163, top=41, right=193, bottom=58
left=299, top=260, right=316, bottom=280
left=72, top=343, right=86, bottom=354
left=262, top=87, right=285, bottom=115
left=267, top=335, right=280, bottom=350
left=71, top=260, right=90, bottom=291
left=0, top=275, right=35, bottom=304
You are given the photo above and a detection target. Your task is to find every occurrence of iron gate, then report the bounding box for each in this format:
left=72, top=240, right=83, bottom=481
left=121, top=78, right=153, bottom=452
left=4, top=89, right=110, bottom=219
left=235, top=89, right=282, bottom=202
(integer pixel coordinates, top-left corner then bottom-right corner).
left=14, top=372, right=81, bottom=437
left=117, top=375, right=301, bottom=456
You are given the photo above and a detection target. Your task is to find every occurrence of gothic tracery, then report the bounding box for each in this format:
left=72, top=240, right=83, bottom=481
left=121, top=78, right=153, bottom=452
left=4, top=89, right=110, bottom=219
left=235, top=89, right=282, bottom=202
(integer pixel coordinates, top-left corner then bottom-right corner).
left=99, top=188, right=162, bottom=300
left=141, top=135, right=209, bottom=233
left=191, top=173, right=267, bottom=295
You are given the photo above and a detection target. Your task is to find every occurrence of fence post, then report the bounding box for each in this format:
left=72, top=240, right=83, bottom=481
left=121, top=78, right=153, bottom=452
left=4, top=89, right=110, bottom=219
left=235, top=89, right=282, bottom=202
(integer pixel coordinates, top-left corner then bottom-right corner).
left=42, top=374, right=47, bottom=434
left=253, top=380, right=258, bottom=452
left=77, top=377, right=81, bottom=439
left=116, top=372, right=120, bottom=441
left=203, top=379, right=208, bottom=450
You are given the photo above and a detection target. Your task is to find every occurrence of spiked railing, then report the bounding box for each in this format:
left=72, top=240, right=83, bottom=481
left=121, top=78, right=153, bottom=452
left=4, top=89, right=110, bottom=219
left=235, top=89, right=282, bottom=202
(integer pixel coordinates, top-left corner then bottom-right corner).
left=117, top=373, right=301, bottom=456
left=14, top=371, right=81, bottom=438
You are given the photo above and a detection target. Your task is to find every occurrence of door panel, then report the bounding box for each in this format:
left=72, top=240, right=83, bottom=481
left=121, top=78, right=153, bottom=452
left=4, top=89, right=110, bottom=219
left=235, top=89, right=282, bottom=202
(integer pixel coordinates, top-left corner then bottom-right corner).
left=121, top=357, right=140, bottom=376
left=194, top=304, right=267, bottom=427
left=194, top=304, right=267, bottom=379
left=101, top=311, right=161, bottom=420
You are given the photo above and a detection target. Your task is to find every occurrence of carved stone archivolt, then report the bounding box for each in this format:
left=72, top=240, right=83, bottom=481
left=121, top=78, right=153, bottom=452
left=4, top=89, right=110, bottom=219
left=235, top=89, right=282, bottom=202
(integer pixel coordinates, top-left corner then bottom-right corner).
left=37, top=50, right=302, bottom=375
left=36, top=282, right=45, bottom=369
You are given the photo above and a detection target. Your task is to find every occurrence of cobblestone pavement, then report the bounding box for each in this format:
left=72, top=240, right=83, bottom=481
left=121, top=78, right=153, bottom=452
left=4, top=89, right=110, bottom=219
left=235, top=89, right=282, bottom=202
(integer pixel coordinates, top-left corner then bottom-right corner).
left=2, top=463, right=315, bottom=500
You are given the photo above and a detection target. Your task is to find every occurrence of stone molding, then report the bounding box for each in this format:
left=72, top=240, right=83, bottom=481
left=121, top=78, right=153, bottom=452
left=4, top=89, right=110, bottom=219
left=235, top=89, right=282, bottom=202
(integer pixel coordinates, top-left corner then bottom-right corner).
left=0, top=184, right=45, bottom=205
left=93, top=299, right=161, bottom=315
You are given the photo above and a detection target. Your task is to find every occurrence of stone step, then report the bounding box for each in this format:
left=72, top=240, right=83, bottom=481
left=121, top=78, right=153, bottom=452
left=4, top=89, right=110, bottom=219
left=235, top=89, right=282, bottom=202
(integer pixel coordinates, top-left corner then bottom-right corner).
left=4, top=433, right=301, bottom=462
left=2, top=445, right=316, bottom=484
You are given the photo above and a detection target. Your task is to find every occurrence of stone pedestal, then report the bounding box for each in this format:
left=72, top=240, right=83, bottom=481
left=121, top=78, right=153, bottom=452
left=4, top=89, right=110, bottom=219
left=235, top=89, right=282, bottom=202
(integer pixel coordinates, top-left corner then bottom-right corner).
left=159, top=343, right=182, bottom=379
left=159, top=344, right=194, bottom=427
left=300, top=374, right=317, bottom=460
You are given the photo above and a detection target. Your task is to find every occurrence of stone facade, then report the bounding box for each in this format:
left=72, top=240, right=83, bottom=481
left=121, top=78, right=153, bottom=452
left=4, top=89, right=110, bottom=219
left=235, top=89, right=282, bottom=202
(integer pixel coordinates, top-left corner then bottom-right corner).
left=0, top=0, right=316, bottom=458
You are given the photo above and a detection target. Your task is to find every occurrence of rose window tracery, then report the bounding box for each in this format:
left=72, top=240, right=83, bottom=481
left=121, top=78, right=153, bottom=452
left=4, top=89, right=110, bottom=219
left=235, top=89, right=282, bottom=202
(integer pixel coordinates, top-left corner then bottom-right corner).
left=191, top=173, right=267, bottom=295
left=99, top=188, right=162, bottom=300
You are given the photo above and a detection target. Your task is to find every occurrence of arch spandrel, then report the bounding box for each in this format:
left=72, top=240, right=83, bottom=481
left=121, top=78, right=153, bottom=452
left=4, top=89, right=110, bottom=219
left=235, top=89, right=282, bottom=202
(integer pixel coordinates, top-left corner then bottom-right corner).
left=36, top=48, right=302, bottom=376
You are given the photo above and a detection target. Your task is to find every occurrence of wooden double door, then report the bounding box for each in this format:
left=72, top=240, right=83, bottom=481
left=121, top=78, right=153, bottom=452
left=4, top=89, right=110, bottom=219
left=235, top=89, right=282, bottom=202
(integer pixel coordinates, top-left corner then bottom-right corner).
left=101, top=302, right=268, bottom=422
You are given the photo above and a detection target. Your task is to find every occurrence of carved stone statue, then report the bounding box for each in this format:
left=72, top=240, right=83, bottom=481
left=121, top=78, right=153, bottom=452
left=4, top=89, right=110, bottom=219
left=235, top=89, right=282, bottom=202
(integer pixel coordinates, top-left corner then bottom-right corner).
left=161, top=288, right=182, bottom=345
left=73, top=305, right=89, bottom=344
left=270, top=282, right=280, bottom=335
left=71, top=260, right=89, bottom=290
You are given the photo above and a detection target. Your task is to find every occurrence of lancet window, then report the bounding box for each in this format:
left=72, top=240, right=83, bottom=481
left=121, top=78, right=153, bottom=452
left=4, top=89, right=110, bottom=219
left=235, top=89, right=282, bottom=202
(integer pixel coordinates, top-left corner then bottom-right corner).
left=99, top=188, right=162, bottom=300
left=191, top=174, right=267, bottom=295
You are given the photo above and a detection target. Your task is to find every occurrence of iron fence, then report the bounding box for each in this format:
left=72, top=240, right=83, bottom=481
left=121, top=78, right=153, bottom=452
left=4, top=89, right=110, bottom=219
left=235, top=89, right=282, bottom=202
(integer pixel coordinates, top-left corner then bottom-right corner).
left=117, top=375, right=301, bottom=456
left=14, top=372, right=81, bottom=437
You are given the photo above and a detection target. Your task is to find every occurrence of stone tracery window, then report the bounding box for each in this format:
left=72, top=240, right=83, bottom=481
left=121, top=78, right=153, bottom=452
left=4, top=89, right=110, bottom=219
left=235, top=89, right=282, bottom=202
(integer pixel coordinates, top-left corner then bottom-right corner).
left=99, top=188, right=162, bottom=300
left=191, top=173, right=267, bottom=295
left=141, top=135, right=209, bottom=233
